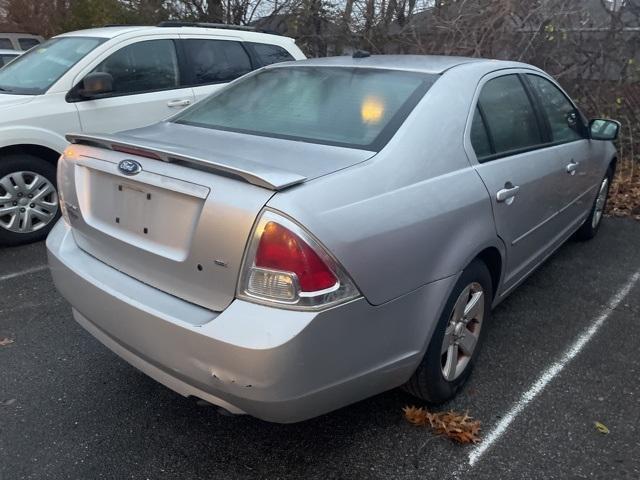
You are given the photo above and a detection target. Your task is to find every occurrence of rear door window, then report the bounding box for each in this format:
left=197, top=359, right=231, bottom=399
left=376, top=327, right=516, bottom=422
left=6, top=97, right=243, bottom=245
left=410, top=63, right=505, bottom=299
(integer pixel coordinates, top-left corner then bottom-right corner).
left=0, top=54, right=18, bottom=67
left=181, top=39, right=252, bottom=86
left=475, top=74, right=543, bottom=157
left=470, top=107, right=493, bottom=160
left=249, top=42, right=294, bottom=66
left=0, top=38, right=12, bottom=49
left=90, top=39, right=179, bottom=96
left=18, top=38, right=40, bottom=50
left=526, top=74, right=584, bottom=143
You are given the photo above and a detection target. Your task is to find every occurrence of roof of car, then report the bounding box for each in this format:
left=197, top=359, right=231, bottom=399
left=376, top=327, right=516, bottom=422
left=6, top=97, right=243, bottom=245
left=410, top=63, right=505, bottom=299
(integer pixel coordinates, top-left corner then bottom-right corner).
left=57, top=26, right=156, bottom=38
left=274, top=54, right=521, bottom=74
left=56, top=25, right=293, bottom=41
left=0, top=31, right=42, bottom=38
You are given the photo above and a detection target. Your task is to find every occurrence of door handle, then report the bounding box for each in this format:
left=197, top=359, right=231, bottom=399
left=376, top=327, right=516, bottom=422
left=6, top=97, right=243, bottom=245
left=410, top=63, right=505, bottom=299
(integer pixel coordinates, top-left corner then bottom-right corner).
left=167, top=99, right=191, bottom=108
left=566, top=160, right=579, bottom=175
left=496, top=184, right=520, bottom=203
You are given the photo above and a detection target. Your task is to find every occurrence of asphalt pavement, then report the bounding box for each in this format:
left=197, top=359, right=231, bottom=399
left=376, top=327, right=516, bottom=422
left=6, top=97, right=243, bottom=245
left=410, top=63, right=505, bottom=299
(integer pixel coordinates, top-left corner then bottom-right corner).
left=1, top=218, right=639, bottom=480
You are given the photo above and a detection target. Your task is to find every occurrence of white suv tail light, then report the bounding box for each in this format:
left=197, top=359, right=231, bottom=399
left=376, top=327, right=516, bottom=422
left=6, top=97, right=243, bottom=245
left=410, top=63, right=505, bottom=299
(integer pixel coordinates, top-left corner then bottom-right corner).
left=237, top=210, right=360, bottom=310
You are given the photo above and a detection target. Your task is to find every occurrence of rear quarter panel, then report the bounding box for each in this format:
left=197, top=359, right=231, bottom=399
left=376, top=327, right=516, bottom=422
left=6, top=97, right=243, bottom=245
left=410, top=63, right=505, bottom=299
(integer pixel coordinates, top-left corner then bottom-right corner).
left=268, top=64, right=504, bottom=305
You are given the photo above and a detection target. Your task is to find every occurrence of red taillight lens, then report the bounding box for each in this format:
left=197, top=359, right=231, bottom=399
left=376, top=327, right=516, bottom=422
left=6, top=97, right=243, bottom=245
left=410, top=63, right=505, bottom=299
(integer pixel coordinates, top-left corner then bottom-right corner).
left=237, top=210, right=360, bottom=310
left=255, top=222, right=337, bottom=292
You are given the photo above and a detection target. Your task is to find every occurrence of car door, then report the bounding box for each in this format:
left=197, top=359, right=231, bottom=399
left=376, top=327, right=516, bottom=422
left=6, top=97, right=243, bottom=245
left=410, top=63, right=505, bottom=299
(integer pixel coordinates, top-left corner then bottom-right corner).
left=74, top=38, right=195, bottom=133
left=178, top=37, right=253, bottom=103
left=524, top=73, right=599, bottom=222
left=467, top=72, right=572, bottom=292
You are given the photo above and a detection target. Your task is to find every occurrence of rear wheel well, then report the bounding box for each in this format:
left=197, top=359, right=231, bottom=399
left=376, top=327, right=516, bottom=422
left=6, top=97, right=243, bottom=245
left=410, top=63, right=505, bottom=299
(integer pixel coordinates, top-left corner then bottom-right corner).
left=0, top=144, right=61, bottom=167
left=476, top=247, right=502, bottom=299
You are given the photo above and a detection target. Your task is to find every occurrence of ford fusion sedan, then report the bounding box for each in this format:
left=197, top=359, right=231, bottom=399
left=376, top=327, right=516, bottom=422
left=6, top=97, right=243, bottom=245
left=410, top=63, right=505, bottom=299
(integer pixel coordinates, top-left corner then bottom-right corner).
left=47, top=55, right=619, bottom=422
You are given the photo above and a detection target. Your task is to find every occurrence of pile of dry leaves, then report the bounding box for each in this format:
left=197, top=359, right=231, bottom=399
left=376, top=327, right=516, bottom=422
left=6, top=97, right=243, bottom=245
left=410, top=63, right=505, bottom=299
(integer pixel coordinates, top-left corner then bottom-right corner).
left=403, top=406, right=481, bottom=444
left=608, top=164, right=640, bottom=220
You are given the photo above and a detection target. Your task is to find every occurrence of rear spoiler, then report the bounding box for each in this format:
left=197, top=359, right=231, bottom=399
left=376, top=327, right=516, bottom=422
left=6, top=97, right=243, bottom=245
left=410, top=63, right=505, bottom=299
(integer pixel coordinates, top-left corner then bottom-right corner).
left=66, top=133, right=307, bottom=191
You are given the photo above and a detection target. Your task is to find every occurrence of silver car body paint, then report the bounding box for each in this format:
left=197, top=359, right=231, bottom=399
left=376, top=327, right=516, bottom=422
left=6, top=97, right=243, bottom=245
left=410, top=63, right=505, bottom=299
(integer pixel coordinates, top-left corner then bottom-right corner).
left=48, top=221, right=456, bottom=422
left=48, top=55, right=616, bottom=422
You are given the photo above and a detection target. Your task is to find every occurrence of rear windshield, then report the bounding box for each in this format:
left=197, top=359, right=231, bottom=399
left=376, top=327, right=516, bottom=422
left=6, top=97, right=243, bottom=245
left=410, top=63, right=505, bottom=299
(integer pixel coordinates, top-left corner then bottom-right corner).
left=174, top=66, right=437, bottom=150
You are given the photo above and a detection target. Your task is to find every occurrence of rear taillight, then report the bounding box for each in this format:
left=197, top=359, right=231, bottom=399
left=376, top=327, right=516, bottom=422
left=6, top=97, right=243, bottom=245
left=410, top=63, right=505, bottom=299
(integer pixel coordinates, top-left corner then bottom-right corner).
left=237, top=210, right=360, bottom=310
left=57, top=147, right=75, bottom=224
left=255, top=222, right=337, bottom=292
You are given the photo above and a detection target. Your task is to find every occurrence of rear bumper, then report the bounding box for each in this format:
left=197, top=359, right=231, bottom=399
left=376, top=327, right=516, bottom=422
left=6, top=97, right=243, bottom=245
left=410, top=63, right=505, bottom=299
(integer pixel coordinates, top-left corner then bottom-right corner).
left=47, top=220, right=454, bottom=423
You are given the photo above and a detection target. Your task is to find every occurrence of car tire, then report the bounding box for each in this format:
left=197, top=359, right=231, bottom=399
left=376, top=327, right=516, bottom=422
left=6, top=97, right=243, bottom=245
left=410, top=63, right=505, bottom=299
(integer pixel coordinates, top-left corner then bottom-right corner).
left=403, top=259, right=492, bottom=403
left=575, top=167, right=613, bottom=241
left=0, top=154, right=60, bottom=246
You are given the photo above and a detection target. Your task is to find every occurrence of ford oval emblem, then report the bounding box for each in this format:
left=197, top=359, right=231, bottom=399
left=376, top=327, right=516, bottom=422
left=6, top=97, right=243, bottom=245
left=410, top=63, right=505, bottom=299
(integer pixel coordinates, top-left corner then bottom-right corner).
left=118, top=159, right=142, bottom=176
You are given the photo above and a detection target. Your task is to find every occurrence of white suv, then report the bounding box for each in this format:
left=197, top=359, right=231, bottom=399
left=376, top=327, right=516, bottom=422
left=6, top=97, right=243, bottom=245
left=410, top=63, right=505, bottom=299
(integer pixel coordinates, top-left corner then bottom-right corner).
left=0, top=23, right=305, bottom=245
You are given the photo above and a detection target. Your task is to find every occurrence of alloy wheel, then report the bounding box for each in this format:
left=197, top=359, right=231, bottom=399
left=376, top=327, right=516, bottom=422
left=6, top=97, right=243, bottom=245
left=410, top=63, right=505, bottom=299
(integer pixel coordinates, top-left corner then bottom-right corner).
left=0, top=170, right=59, bottom=234
left=441, top=282, right=485, bottom=381
left=591, top=177, right=609, bottom=229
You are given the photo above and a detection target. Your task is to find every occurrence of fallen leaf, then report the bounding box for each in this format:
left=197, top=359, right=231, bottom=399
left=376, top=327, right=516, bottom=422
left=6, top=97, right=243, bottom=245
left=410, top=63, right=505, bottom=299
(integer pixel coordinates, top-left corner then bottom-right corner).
left=3, top=399, right=16, bottom=406
left=403, top=406, right=481, bottom=444
left=594, top=421, right=610, bottom=435
left=0, top=337, right=14, bottom=347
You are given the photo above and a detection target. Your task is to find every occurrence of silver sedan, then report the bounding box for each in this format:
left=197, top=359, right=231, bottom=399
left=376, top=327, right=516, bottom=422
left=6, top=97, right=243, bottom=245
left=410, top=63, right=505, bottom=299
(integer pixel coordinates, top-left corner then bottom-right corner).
left=47, top=54, right=619, bottom=422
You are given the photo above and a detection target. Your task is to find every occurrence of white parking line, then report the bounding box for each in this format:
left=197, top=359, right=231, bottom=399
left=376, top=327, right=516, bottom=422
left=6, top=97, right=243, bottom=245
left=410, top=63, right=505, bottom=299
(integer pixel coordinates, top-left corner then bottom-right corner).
left=0, top=265, right=48, bottom=282
left=465, top=269, right=640, bottom=470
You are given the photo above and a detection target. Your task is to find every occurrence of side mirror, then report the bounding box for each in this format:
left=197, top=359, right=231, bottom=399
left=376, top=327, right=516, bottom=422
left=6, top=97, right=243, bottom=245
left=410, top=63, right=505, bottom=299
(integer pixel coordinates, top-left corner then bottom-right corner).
left=589, top=119, right=620, bottom=141
left=79, top=72, right=113, bottom=99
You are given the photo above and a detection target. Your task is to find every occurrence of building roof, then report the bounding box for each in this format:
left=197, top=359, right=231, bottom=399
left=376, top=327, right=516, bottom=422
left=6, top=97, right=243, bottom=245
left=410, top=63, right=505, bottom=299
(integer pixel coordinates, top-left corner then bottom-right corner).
left=582, top=0, right=640, bottom=27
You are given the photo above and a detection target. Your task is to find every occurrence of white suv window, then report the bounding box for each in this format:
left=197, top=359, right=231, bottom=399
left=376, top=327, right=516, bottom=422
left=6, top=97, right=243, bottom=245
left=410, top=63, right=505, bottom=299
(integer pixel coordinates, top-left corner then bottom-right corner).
left=180, top=39, right=252, bottom=86
left=0, top=54, right=18, bottom=67
left=91, top=39, right=180, bottom=96
left=249, top=42, right=294, bottom=66
left=19, top=38, right=41, bottom=50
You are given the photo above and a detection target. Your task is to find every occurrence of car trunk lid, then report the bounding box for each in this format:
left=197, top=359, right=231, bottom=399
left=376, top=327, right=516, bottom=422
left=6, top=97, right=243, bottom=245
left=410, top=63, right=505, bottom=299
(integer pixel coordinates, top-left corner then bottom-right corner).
left=60, top=128, right=374, bottom=312
left=69, top=121, right=376, bottom=189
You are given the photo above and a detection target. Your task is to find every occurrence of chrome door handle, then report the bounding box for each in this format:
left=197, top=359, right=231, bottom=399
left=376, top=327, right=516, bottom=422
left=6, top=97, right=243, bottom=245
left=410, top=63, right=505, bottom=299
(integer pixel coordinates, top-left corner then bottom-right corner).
left=566, top=160, right=579, bottom=175
left=496, top=185, right=520, bottom=203
left=167, top=99, right=191, bottom=108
